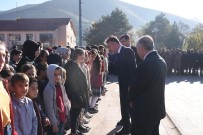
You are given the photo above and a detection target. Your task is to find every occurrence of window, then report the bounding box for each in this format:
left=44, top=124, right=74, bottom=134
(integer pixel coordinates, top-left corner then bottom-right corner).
left=8, top=34, right=21, bottom=41
left=0, top=34, right=5, bottom=41
left=26, top=34, right=33, bottom=40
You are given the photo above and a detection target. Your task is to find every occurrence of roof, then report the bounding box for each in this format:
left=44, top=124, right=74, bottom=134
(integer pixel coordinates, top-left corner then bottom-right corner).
left=0, top=18, right=72, bottom=31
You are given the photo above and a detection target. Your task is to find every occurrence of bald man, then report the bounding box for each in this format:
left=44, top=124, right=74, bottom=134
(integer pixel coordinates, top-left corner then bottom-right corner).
left=129, top=35, right=167, bottom=135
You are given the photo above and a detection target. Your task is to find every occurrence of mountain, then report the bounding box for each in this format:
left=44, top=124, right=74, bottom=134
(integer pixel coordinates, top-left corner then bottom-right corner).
left=0, top=0, right=200, bottom=32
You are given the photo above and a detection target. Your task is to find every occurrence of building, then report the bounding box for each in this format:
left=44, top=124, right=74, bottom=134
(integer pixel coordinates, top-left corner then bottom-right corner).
left=0, top=18, right=76, bottom=49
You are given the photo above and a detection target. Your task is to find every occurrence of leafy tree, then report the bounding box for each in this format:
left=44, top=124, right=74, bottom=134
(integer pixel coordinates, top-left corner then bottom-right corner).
left=165, top=22, right=184, bottom=49
left=139, top=13, right=171, bottom=49
left=177, top=22, right=190, bottom=44
left=83, top=8, right=133, bottom=45
left=138, top=13, right=188, bottom=49
left=187, top=24, right=203, bottom=50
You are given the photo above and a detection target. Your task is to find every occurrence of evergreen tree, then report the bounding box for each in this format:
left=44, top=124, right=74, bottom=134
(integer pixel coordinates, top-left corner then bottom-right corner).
left=83, top=8, right=133, bottom=45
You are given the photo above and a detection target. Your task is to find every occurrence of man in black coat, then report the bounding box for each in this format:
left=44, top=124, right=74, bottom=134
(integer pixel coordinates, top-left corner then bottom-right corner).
left=119, top=34, right=142, bottom=66
left=129, top=35, right=167, bottom=135
left=105, top=35, right=136, bottom=135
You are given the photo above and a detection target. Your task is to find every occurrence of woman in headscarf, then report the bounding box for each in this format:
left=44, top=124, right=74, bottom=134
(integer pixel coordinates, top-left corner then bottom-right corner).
left=16, top=40, right=40, bottom=72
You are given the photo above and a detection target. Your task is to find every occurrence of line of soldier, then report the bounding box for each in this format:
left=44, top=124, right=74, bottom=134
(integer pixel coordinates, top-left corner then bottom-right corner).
left=159, top=48, right=203, bottom=76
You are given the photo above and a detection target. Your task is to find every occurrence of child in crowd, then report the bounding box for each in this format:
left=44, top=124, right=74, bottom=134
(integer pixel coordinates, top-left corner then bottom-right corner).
left=89, top=49, right=103, bottom=113
left=9, top=49, right=22, bottom=72
left=34, top=50, right=49, bottom=65
left=60, top=67, right=71, bottom=132
left=11, top=73, right=38, bottom=135
left=21, top=64, right=37, bottom=78
left=35, top=63, right=48, bottom=107
left=27, top=77, right=50, bottom=135
left=43, top=64, right=69, bottom=135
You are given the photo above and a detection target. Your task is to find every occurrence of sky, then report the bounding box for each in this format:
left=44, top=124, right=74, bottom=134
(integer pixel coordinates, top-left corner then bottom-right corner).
left=1, top=0, right=202, bottom=22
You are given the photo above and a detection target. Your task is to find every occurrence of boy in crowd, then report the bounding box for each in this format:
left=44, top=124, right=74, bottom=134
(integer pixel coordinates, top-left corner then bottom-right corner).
left=11, top=73, right=38, bottom=135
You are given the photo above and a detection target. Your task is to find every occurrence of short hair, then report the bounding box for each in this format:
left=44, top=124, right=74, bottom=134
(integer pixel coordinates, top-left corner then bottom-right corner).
left=105, top=35, right=120, bottom=44
left=72, top=48, right=84, bottom=60
left=47, top=53, right=62, bottom=66
left=10, top=73, right=29, bottom=86
left=0, top=69, right=14, bottom=79
left=120, top=34, right=130, bottom=40
left=35, top=63, right=48, bottom=76
left=137, top=35, right=154, bottom=51
left=29, top=77, right=38, bottom=86
left=10, top=49, right=22, bottom=59
left=21, top=64, right=36, bottom=73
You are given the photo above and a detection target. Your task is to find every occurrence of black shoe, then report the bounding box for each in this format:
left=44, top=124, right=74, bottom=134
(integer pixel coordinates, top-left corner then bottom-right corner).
left=115, top=127, right=130, bottom=135
left=88, top=108, right=98, bottom=114
left=94, top=106, right=98, bottom=110
left=83, top=125, right=91, bottom=130
left=76, top=130, right=84, bottom=135
left=116, top=120, right=124, bottom=126
left=78, top=125, right=90, bottom=133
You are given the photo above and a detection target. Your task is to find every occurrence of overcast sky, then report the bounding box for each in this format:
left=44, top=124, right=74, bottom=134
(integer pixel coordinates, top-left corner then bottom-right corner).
left=1, top=0, right=202, bottom=22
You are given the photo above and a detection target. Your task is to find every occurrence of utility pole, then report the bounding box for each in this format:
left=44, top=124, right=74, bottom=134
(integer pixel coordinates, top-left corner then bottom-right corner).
left=16, top=2, right=19, bottom=19
left=79, top=0, right=82, bottom=46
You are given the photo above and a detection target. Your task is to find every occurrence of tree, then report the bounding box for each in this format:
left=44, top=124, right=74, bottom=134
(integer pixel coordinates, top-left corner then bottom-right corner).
left=83, top=8, right=133, bottom=45
left=177, top=21, right=190, bottom=46
left=165, top=22, right=184, bottom=49
left=187, top=24, right=203, bottom=50
left=138, top=13, right=188, bottom=49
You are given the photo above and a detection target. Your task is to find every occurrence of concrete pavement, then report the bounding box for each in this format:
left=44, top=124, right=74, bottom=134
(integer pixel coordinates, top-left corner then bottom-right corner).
left=166, top=76, right=203, bottom=135
left=66, top=75, right=182, bottom=135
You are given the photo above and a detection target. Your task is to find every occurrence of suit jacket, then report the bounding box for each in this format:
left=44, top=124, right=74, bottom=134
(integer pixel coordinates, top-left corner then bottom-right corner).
left=117, top=46, right=136, bottom=91
left=129, top=50, right=167, bottom=125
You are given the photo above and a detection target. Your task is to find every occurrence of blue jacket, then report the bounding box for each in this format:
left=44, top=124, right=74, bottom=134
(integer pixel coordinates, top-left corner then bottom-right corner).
left=12, top=96, right=38, bottom=135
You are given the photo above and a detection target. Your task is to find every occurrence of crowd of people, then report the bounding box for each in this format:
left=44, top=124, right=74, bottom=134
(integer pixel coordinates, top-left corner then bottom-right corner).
left=0, top=40, right=109, bottom=135
left=1, top=33, right=168, bottom=135
left=109, top=46, right=203, bottom=77
left=159, top=49, right=203, bottom=76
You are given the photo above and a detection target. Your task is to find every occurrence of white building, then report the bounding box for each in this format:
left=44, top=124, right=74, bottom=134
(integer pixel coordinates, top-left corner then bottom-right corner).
left=0, top=18, right=76, bottom=49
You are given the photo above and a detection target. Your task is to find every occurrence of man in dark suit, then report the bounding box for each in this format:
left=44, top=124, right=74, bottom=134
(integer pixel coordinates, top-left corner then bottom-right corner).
left=129, top=35, right=167, bottom=135
left=119, top=34, right=142, bottom=66
left=105, top=35, right=136, bottom=135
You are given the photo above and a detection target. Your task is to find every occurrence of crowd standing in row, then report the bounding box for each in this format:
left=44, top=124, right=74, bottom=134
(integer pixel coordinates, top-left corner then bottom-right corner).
left=159, top=49, right=203, bottom=76
left=0, top=39, right=109, bottom=135
left=1, top=33, right=167, bottom=135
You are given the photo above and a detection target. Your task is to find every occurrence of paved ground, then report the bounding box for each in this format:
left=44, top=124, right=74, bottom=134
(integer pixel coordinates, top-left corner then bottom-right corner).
left=165, top=76, right=203, bottom=135
left=66, top=75, right=182, bottom=135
